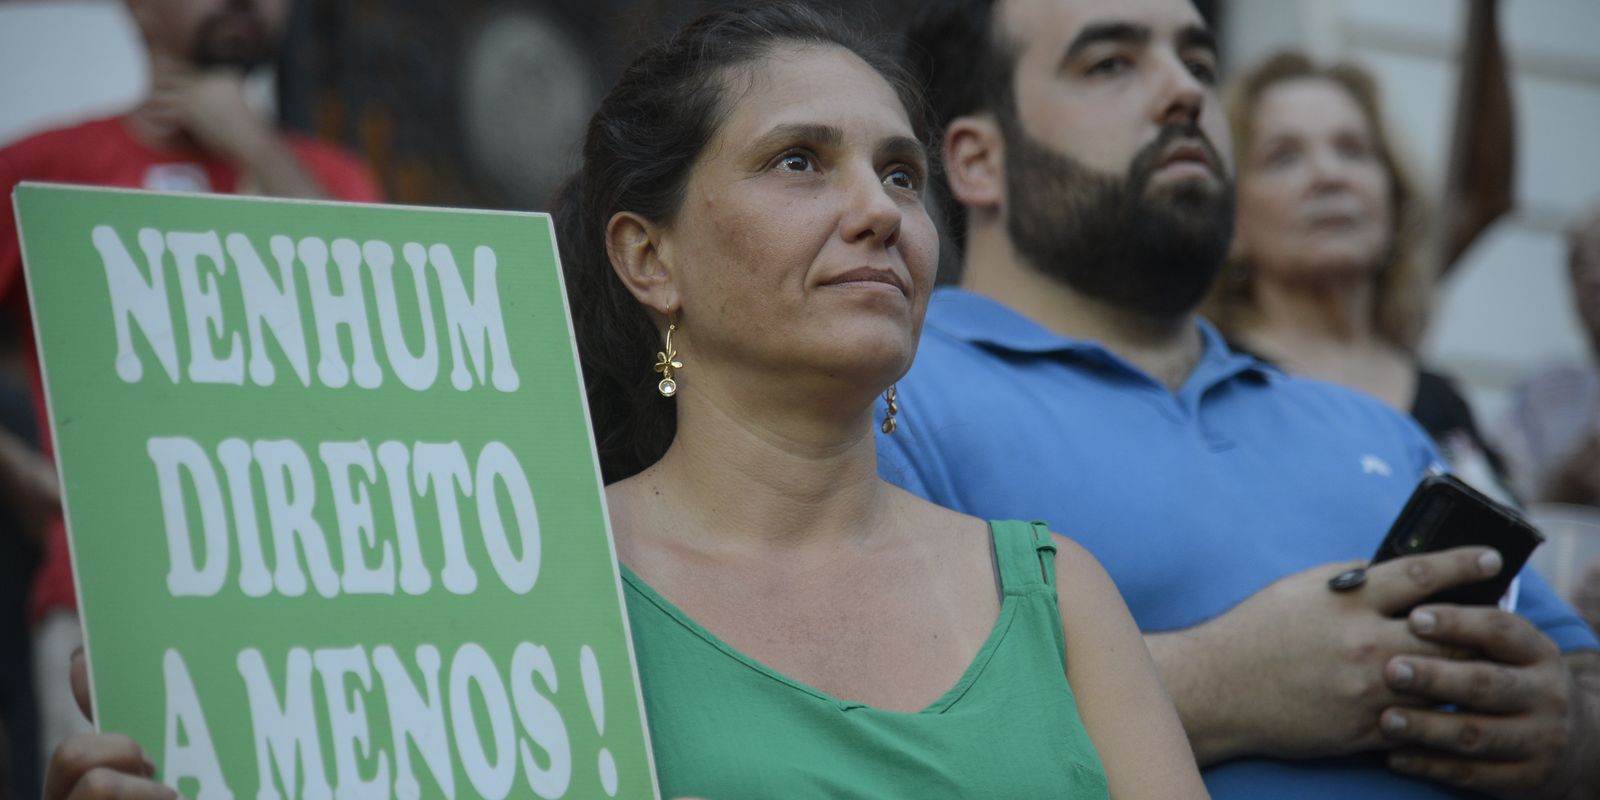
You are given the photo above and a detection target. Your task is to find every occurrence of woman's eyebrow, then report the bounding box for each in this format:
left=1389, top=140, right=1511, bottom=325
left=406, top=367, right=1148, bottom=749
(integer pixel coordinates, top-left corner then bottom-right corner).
left=1255, top=132, right=1295, bottom=148
left=748, top=123, right=845, bottom=154
left=876, top=135, right=929, bottom=168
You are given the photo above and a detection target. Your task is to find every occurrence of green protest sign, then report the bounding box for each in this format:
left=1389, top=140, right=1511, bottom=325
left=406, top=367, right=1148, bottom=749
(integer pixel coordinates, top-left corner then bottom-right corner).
left=15, top=183, right=659, bottom=800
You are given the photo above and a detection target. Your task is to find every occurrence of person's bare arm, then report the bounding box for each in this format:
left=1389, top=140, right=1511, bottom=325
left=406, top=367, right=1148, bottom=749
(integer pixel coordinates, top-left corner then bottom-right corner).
left=1145, top=548, right=1504, bottom=765
left=0, top=426, right=58, bottom=545
left=1054, top=535, right=1209, bottom=798
left=1439, top=0, right=1514, bottom=275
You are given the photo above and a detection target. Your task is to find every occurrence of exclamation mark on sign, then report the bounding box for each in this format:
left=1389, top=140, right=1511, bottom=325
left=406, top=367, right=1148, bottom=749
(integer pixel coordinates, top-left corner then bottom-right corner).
left=580, top=645, right=619, bottom=796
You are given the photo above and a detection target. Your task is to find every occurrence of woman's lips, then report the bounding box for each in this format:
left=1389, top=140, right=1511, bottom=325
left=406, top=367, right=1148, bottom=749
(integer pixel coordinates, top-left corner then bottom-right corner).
left=820, top=267, right=908, bottom=296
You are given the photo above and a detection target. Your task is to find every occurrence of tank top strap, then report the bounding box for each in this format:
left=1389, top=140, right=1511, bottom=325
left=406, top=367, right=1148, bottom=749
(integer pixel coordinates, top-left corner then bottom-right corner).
left=990, top=520, right=1057, bottom=596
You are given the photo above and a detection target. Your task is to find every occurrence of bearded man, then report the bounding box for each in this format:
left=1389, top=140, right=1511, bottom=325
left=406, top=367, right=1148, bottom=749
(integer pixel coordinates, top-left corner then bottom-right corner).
left=0, top=0, right=380, bottom=773
left=877, top=0, right=1600, bottom=798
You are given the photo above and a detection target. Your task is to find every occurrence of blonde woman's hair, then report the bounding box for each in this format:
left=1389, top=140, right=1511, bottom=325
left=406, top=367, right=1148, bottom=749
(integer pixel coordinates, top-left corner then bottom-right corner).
left=1205, top=52, right=1434, bottom=351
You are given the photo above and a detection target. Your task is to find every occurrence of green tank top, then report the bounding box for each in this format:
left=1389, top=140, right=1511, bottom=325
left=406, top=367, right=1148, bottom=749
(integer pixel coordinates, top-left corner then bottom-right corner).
left=622, top=520, right=1110, bottom=798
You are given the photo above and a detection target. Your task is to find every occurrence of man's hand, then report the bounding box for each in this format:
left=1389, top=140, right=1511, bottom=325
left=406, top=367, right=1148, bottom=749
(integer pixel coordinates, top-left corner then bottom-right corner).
left=146, top=67, right=275, bottom=163
left=1151, top=547, right=1505, bottom=764
left=1378, top=609, right=1600, bottom=799
left=142, top=65, right=328, bottom=199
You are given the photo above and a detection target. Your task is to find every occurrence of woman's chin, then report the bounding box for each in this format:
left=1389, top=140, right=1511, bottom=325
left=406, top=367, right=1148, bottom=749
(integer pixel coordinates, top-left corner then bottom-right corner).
left=811, top=343, right=916, bottom=394
left=1264, top=251, right=1386, bottom=283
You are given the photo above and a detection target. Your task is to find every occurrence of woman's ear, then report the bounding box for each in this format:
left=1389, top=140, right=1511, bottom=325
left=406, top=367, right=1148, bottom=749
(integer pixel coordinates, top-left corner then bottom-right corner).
left=605, top=211, right=680, bottom=315
left=944, top=115, right=1005, bottom=212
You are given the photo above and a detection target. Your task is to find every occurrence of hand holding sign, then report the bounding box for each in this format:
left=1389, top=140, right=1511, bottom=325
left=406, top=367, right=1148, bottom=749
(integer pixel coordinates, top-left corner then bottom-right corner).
left=16, top=185, right=659, bottom=799
left=43, top=649, right=169, bottom=800
left=47, top=650, right=703, bottom=800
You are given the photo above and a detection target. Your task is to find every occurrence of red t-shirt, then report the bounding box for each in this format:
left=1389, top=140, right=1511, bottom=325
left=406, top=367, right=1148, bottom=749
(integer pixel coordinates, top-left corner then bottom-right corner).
left=0, top=115, right=383, bottom=622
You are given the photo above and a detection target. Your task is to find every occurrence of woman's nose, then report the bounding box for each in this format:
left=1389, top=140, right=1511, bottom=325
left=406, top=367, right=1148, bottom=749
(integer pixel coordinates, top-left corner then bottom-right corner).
left=841, top=168, right=902, bottom=248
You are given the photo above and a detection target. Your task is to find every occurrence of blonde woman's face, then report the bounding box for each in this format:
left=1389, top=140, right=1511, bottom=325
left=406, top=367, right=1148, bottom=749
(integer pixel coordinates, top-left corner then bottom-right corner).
left=1234, top=78, right=1394, bottom=282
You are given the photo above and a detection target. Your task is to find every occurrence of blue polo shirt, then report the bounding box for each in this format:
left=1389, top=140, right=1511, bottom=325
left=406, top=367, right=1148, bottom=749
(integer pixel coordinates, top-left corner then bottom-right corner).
left=877, top=288, right=1599, bottom=799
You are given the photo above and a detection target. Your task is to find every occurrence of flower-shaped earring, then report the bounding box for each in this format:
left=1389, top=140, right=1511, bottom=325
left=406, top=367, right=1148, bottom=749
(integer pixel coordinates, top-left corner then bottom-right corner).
left=881, top=385, right=899, bottom=434
left=654, top=323, right=684, bottom=397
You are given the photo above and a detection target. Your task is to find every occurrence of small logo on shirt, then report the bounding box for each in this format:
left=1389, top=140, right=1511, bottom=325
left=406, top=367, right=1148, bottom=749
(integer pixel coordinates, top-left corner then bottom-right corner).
left=143, top=164, right=212, bottom=193
left=1360, top=454, right=1393, bottom=477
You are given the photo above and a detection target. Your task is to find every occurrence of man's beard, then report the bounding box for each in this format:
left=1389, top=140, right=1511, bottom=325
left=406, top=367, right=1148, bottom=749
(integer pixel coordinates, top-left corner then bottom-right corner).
left=191, top=1, right=279, bottom=71
left=1002, top=119, right=1235, bottom=318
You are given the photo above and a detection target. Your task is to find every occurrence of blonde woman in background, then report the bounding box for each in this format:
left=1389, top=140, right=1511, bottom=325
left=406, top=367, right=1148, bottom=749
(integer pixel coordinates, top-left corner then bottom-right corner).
left=1204, top=1, right=1515, bottom=498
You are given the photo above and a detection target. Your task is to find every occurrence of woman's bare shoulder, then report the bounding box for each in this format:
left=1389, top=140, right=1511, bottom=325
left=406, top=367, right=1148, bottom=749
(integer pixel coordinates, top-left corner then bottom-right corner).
left=882, top=481, right=991, bottom=541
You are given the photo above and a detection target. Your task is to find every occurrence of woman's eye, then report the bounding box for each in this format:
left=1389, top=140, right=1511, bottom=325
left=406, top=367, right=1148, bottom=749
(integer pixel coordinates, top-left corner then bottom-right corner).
left=1336, top=139, right=1372, bottom=161
left=884, top=167, right=918, bottom=191
left=1265, top=147, right=1300, bottom=169
left=776, top=153, right=814, bottom=172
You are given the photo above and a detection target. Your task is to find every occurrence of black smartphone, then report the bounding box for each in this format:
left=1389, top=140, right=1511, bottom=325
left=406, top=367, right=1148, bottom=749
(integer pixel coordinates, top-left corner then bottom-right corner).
left=1370, top=474, right=1544, bottom=607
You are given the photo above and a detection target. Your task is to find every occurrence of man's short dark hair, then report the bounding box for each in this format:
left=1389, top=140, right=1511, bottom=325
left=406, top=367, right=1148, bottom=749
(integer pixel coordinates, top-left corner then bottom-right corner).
left=903, top=0, right=1016, bottom=251
left=905, top=0, right=1015, bottom=126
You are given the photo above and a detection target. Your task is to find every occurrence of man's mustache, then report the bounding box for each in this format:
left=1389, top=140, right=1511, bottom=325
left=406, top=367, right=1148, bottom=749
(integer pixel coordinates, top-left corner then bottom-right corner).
left=1131, top=122, right=1227, bottom=182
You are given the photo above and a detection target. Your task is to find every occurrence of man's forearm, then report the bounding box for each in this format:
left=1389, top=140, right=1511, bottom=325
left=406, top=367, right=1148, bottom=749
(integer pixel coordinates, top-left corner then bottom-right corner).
left=1146, top=625, right=1249, bottom=766
left=236, top=133, right=329, bottom=200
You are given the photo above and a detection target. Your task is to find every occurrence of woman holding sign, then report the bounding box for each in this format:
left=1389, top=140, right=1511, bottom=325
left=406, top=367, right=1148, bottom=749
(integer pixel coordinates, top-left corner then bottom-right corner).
left=45, top=3, right=1204, bottom=798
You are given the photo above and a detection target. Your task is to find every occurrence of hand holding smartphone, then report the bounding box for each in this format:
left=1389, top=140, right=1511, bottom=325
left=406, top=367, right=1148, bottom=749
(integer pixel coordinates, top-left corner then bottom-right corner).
left=1369, top=474, right=1544, bottom=608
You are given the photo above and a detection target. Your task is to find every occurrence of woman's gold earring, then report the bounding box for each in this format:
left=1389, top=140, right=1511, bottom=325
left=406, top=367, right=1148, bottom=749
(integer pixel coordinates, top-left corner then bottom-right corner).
left=881, top=385, right=899, bottom=434
left=654, top=323, right=684, bottom=397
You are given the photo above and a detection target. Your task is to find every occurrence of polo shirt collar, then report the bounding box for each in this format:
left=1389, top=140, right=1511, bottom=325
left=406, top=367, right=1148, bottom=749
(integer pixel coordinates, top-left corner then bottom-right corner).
left=923, top=286, right=1278, bottom=389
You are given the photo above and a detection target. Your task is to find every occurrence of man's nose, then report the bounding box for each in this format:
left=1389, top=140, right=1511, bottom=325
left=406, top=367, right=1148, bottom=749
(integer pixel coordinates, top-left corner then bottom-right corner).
left=1155, top=55, right=1207, bottom=127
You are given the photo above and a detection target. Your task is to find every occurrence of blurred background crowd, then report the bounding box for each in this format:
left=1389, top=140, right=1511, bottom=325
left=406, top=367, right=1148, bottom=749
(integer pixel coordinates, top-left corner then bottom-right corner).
left=1, top=0, right=1598, bottom=797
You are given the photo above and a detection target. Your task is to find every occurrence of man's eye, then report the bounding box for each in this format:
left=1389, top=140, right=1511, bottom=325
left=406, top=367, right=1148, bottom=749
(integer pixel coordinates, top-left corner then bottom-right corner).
left=1187, top=59, right=1218, bottom=85
left=777, top=153, right=814, bottom=172
left=1087, top=56, right=1131, bottom=77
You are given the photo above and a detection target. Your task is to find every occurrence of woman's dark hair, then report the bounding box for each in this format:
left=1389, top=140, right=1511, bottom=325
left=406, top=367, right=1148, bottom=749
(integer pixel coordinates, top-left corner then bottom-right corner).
left=555, top=1, right=935, bottom=484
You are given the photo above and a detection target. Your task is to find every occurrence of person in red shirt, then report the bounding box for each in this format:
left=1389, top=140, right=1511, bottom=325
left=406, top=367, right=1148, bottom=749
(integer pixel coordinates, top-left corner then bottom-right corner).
left=0, top=0, right=381, bottom=775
